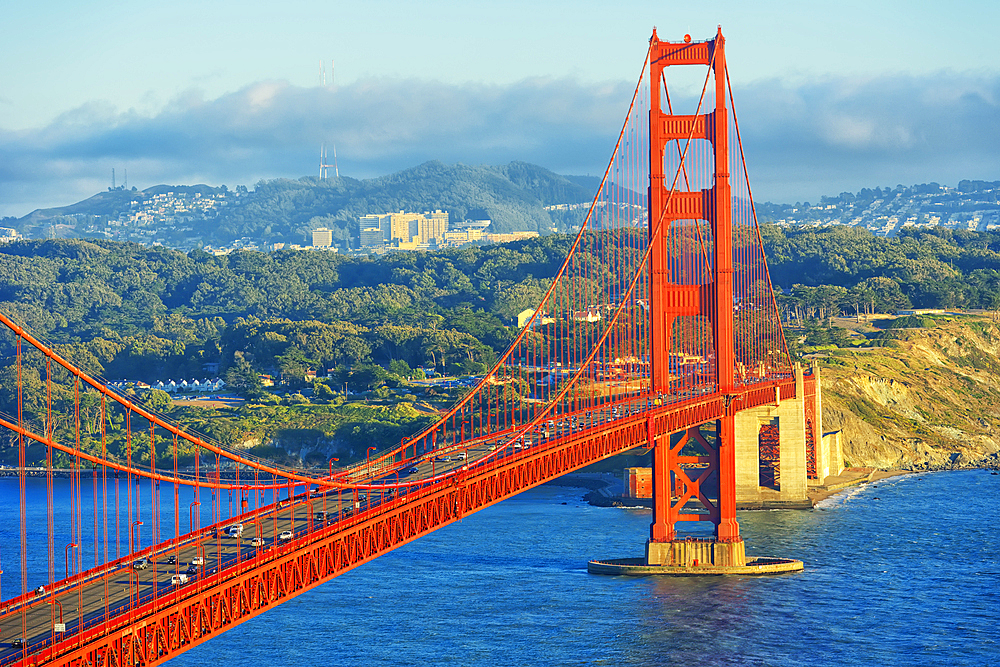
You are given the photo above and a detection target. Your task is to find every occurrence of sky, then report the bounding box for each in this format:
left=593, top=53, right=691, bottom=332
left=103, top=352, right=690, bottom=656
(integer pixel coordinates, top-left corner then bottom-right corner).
left=1, top=0, right=998, bottom=217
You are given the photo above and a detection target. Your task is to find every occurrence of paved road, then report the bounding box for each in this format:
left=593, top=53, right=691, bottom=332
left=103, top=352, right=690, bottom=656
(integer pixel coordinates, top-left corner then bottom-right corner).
left=0, top=394, right=657, bottom=664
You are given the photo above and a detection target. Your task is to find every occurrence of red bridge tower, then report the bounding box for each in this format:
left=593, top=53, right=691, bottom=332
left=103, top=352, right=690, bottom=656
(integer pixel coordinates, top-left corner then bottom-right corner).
left=645, top=27, right=749, bottom=569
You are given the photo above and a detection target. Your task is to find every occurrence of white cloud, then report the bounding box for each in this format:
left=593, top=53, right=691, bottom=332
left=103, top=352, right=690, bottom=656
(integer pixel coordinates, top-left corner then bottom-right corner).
left=1, top=71, right=998, bottom=217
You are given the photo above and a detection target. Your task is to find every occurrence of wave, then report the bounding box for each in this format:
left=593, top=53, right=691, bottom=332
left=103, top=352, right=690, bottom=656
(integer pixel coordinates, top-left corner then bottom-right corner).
left=814, top=485, right=865, bottom=509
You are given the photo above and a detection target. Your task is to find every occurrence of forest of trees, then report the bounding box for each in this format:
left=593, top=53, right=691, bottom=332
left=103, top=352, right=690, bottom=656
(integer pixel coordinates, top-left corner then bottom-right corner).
left=763, top=225, right=1000, bottom=319
left=3, top=225, right=1000, bottom=384
left=4, top=224, right=1000, bottom=466
left=0, top=235, right=578, bottom=382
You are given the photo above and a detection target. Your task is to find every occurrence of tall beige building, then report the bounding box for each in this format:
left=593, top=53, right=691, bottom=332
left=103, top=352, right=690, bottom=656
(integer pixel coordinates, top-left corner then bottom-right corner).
left=359, top=210, right=451, bottom=246
left=312, top=227, right=333, bottom=247
left=389, top=212, right=422, bottom=243
left=416, top=210, right=449, bottom=244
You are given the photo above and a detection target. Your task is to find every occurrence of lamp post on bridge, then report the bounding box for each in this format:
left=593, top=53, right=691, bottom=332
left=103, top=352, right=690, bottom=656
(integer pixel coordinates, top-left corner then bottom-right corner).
left=365, top=447, right=377, bottom=507
left=189, top=500, right=201, bottom=534
left=46, top=597, right=64, bottom=625
left=64, top=543, right=78, bottom=581
left=130, top=520, right=143, bottom=554
left=46, top=597, right=65, bottom=663
left=127, top=520, right=143, bottom=627
left=327, top=458, right=339, bottom=514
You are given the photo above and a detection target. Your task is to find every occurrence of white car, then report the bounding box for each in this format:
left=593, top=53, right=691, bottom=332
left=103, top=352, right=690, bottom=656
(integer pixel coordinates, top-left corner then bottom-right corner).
left=191, top=556, right=204, bottom=566
left=171, top=574, right=189, bottom=585
left=226, top=523, right=244, bottom=537
left=278, top=530, right=292, bottom=542
left=250, top=537, right=265, bottom=547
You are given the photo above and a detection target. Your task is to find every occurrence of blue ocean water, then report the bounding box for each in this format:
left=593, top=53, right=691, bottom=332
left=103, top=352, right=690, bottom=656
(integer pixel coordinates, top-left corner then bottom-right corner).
left=2, top=470, right=998, bottom=666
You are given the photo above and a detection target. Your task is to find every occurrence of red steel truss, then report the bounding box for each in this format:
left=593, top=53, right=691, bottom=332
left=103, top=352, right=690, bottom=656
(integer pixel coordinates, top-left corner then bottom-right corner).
left=0, top=27, right=794, bottom=667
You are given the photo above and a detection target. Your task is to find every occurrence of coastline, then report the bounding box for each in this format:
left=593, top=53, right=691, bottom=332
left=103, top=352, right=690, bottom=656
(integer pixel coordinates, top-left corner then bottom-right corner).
left=806, top=467, right=915, bottom=505
left=550, top=468, right=922, bottom=510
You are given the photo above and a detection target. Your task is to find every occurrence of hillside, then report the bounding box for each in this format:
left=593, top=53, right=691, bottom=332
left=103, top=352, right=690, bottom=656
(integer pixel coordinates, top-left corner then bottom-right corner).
left=815, top=316, right=1000, bottom=470
left=13, top=161, right=597, bottom=248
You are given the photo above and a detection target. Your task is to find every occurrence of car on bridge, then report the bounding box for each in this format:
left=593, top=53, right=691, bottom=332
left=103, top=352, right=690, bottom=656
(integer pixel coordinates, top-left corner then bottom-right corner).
left=278, top=530, right=292, bottom=542
left=191, top=556, right=204, bottom=565
left=132, top=558, right=150, bottom=570
left=226, top=523, right=244, bottom=537
left=11, top=638, right=23, bottom=650
left=435, top=456, right=451, bottom=462
left=166, top=555, right=176, bottom=564
left=250, top=537, right=265, bottom=547
left=407, top=467, right=420, bottom=474
left=170, top=574, right=189, bottom=586
left=184, top=565, right=199, bottom=575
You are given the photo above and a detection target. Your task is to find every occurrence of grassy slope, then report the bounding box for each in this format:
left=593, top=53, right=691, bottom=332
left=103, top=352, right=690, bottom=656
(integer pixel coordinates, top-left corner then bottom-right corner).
left=816, top=316, right=1000, bottom=470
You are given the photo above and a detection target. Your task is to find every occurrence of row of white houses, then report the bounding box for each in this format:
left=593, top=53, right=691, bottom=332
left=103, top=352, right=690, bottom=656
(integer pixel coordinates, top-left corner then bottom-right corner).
left=151, top=378, right=227, bottom=393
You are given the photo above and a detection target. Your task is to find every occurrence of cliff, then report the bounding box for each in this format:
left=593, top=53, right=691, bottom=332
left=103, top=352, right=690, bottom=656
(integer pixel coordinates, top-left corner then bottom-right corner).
left=817, top=315, right=1000, bottom=471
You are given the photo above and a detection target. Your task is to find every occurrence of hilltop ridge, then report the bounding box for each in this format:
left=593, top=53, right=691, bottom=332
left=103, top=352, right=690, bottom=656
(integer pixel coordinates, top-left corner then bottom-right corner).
left=10, top=161, right=598, bottom=250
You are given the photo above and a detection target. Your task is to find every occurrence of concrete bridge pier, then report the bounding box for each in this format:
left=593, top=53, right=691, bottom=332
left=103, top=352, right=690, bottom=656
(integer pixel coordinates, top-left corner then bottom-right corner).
left=589, top=369, right=816, bottom=576
left=645, top=536, right=746, bottom=567
left=735, top=364, right=844, bottom=509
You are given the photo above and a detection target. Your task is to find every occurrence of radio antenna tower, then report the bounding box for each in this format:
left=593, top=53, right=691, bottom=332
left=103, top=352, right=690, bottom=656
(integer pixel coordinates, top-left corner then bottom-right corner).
left=320, top=143, right=337, bottom=180
left=318, top=58, right=337, bottom=179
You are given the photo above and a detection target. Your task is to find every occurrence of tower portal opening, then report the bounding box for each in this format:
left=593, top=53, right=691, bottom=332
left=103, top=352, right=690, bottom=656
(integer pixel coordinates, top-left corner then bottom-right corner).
left=759, top=418, right=780, bottom=490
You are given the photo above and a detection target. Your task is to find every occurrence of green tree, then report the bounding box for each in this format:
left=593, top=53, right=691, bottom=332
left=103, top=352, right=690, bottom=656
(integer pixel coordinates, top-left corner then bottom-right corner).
left=225, top=352, right=263, bottom=399
left=388, top=359, right=412, bottom=377
left=145, top=388, right=173, bottom=412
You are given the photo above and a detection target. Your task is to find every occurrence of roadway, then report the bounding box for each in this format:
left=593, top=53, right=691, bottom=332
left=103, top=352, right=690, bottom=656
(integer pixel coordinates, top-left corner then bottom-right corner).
left=0, top=421, right=541, bottom=663
left=0, top=385, right=737, bottom=665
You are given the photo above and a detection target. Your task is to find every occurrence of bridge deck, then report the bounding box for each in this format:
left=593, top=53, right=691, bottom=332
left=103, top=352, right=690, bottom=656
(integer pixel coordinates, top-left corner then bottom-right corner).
left=1, top=380, right=791, bottom=667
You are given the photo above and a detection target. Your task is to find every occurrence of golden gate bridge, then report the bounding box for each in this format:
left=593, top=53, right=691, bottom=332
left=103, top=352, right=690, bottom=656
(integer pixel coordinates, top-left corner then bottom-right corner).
left=0, top=28, right=814, bottom=667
